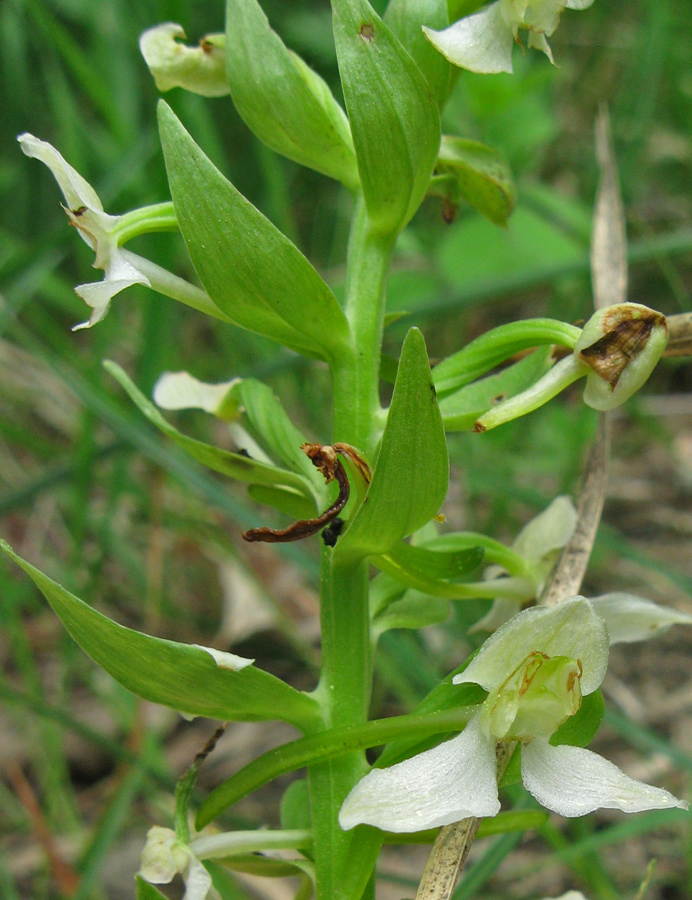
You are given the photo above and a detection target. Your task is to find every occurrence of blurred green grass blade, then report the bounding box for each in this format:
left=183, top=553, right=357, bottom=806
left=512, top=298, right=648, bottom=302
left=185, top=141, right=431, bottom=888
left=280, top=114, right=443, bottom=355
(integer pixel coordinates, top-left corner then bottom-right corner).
left=74, top=759, right=148, bottom=900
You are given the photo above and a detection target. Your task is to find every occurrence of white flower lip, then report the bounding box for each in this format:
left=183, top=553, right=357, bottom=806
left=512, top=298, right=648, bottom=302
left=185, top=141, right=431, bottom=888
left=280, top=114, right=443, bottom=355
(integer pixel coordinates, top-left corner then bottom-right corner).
left=139, top=23, right=230, bottom=98
left=423, top=0, right=596, bottom=74
left=339, top=598, right=688, bottom=833
left=17, top=133, right=150, bottom=329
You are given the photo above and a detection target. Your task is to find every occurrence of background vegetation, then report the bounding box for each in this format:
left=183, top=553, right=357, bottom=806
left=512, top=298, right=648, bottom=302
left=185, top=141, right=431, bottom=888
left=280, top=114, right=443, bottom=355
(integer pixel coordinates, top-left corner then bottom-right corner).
left=1, top=0, right=692, bottom=897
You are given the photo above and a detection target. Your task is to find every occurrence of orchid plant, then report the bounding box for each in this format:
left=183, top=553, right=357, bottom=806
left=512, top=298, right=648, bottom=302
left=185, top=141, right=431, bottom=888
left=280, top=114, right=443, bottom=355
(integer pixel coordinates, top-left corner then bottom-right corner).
left=6, top=1, right=691, bottom=899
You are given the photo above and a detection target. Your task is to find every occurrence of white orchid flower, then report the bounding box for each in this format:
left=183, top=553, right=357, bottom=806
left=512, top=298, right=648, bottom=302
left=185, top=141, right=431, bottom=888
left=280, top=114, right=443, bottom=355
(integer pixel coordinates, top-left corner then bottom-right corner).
left=17, top=134, right=150, bottom=330
left=423, top=0, right=596, bottom=74
left=139, top=826, right=213, bottom=900
left=339, top=598, right=687, bottom=832
left=472, top=495, right=577, bottom=633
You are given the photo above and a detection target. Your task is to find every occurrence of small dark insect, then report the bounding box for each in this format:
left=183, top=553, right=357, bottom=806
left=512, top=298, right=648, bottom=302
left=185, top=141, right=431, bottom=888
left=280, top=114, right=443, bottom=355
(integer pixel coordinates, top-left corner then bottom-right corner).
left=321, top=517, right=345, bottom=548
left=237, top=448, right=251, bottom=458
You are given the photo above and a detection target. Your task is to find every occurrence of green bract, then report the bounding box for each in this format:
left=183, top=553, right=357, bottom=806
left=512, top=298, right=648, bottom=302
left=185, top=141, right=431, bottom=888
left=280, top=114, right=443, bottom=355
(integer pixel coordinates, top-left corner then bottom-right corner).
left=336, top=328, right=449, bottom=558
left=384, top=0, right=452, bottom=109
left=224, top=0, right=359, bottom=189
left=332, top=0, right=441, bottom=236
left=434, top=135, right=516, bottom=226
left=158, top=102, right=352, bottom=362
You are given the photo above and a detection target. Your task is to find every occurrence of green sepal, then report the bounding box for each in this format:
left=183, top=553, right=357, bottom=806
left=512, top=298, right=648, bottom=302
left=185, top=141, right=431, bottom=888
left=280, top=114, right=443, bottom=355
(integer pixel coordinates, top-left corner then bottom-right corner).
left=434, top=136, right=516, bottom=227
left=225, top=0, right=358, bottom=189
left=158, top=101, right=351, bottom=361
left=336, top=328, right=449, bottom=559
left=433, top=318, right=582, bottom=397
left=384, top=0, right=451, bottom=109
left=332, top=0, right=441, bottom=236
left=136, top=876, right=169, bottom=900
left=439, top=346, right=554, bottom=432
left=105, top=362, right=316, bottom=502
left=1, top=542, right=323, bottom=732
left=550, top=689, right=605, bottom=748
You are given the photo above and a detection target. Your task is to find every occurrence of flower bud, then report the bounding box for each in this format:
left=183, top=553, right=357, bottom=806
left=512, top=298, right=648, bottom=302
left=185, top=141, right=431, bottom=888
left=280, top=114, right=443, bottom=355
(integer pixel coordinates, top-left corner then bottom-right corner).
left=575, top=303, right=668, bottom=411
left=483, top=651, right=582, bottom=741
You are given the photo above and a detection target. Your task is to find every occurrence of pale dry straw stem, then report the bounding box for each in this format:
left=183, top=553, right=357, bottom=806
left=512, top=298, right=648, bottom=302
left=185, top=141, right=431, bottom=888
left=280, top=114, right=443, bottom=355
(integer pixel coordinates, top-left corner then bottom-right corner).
left=414, top=743, right=515, bottom=900
left=543, top=106, right=628, bottom=605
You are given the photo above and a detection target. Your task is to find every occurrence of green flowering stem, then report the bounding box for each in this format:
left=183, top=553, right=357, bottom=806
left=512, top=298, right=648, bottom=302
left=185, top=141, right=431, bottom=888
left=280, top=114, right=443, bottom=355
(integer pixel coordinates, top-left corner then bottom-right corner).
left=111, top=201, right=178, bottom=243
left=190, top=829, right=312, bottom=859
left=332, top=198, right=396, bottom=457
left=475, top=353, right=589, bottom=432
left=124, top=252, right=232, bottom=322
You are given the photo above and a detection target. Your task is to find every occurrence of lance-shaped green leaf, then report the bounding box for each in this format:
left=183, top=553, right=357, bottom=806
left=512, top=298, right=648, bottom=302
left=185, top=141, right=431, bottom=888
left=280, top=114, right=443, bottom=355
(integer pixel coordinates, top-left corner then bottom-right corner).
left=433, top=318, right=582, bottom=397
left=1, top=543, right=322, bottom=732
left=332, top=0, right=441, bottom=236
left=439, top=346, right=554, bottom=431
left=384, top=0, right=452, bottom=109
left=158, top=102, right=351, bottom=362
left=373, top=590, right=451, bottom=635
left=235, top=379, right=326, bottom=498
left=225, top=0, right=359, bottom=189
left=434, top=135, right=516, bottom=227
left=105, top=361, right=316, bottom=503
left=337, top=328, right=448, bottom=559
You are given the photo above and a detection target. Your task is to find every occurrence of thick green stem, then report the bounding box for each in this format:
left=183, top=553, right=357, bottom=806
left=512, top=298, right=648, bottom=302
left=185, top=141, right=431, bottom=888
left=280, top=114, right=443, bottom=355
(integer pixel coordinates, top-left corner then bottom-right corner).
left=112, top=201, right=178, bottom=244
left=331, top=198, right=396, bottom=458
left=309, top=199, right=397, bottom=900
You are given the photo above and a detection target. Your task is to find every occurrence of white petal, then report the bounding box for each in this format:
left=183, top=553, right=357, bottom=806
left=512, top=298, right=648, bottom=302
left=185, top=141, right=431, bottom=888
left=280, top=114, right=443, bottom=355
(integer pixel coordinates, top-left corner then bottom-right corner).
left=183, top=857, right=213, bottom=900
left=469, top=597, right=521, bottom=633
left=73, top=277, right=147, bottom=330
left=566, top=0, right=595, bottom=9
left=591, top=593, right=692, bottom=645
left=522, top=738, right=688, bottom=816
left=454, top=598, right=608, bottom=695
left=527, top=30, right=555, bottom=63
left=339, top=715, right=500, bottom=833
left=17, top=134, right=103, bottom=212
left=139, top=826, right=188, bottom=884
left=513, top=496, right=577, bottom=564
left=140, top=23, right=230, bottom=98
left=193, top=644, right=255, bottom=671
left=423, top=2, right=515, bottom=75
left=153, top=371, right=240, bottom=416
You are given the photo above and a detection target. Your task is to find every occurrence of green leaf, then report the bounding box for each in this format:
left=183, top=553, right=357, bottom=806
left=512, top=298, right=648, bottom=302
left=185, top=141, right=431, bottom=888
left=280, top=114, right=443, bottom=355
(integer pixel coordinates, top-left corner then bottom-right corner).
left=432, top=318, right=582, bottom=396
left=213, top=855, right=310, bottom=878
left=225, top=0, right=358, bottom=189
left=337, top=328, right=448, bottom=558
left=158, top=101, right=352, bottom=361
left=435, top=136, right=516, bottom=227
left=384, top=541, right=483, bottom=580
left=247, top=485, right=317, bottom=521
left=332, top=0, right=441, bottom=235
left=384, top=0, right=451, bottom=109
left=105, top=361, right=315, bottom=501
left=373, top=589, right=451, bottom=634
left=280, top=779, right=312, bottom=831
left=236, top=379, right=326, bottom=500
left=2, top=542, right=322, bottom=732
left=136, top=876, right=169, bottom=900
left=439, top=346, right=554, bottom=432
left=550, top=689, right=605, bottom=748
